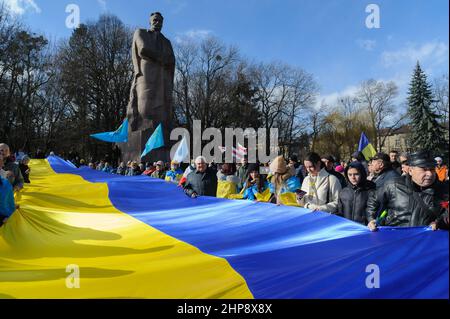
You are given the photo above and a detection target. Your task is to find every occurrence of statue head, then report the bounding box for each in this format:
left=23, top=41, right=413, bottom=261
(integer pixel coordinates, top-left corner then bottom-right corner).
left=150, top=12, right=163, bottom=32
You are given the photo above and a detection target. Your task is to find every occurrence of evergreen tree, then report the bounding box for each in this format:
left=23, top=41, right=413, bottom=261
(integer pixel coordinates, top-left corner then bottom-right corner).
left=407, top=62, right=448, bottom=156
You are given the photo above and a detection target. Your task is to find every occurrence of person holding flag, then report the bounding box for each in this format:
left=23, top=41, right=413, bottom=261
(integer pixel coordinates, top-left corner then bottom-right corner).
left=183, top=156, right=218, bottom=198
left=242, top=164, right=270, bottom=202
left=165, top=160, right=184, bottom=183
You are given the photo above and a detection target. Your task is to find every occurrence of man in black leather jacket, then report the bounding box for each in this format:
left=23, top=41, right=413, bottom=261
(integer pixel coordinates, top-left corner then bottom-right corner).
left=367, top=150, right=449, bottom=231
left=370, top=152, right=400, bottom=189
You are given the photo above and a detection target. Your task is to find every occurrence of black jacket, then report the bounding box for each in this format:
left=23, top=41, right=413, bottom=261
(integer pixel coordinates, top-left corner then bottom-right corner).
left=367, top=175, right=449, bottom=227
left=391, top=161, right=402, bottom=175
left=337, top=181, right=376, bottom=225
left=337, top=162, right=375, bottom=225
left=19, top=163, right=30, bottom=183
left=184, top=167, right=218, bottom=197
left=372, top=168, right=399, bottom=189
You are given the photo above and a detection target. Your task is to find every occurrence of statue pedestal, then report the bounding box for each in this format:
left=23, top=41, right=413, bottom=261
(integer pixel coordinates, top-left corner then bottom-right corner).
left=119, top=126, right=170, bottom=164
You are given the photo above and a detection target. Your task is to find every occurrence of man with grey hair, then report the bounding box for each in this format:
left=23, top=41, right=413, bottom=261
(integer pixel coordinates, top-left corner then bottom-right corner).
left=367, top=150, right=448, bottom=231
left=0, top=143, right=24, bottom=191
left=370, top=152, right=400, bottom=189
left=183, top=156, right=218, bottom=198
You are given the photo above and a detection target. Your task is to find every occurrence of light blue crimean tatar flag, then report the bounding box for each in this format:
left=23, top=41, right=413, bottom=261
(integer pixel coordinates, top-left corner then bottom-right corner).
left=90, top=119, right=129, bottom=143
left=141, top=123, right=165, bottom=158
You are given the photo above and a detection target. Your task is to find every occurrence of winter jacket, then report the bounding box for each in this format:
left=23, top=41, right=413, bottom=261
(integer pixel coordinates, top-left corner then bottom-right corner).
left=0, top=176, right=15, bottom=218
left=237, top=164, right=249, bottom=188
left=116, top=166, right=127, bottom=175
left=184, top=167, right=218, bottom=197
left=151, top=169, right=166, bottom=179
left=372, top=168, right=400, bottom=189
left=4, top=158, right=24, bottom=190
left=337, top=162, right=376, bottom=225
left=436, top=165, right=448, bottom=182
left=19, top=163, right=30, bottom=183
left=127, top=168, right=141, bottom=176
left=165, top=168, right=183, bottom=183
left=102, top=166, right=113, bottom=174
left=367, top=175, right=449, bottom=227
left=300, top=168, right=342, bottom=213
left=243, top=180, right=269, bottom=201
left=217, top=171, right=240, bottom=184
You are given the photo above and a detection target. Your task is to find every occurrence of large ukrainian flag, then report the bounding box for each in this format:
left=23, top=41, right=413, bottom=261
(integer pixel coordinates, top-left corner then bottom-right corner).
left=0, top=156, right=448, bottom=299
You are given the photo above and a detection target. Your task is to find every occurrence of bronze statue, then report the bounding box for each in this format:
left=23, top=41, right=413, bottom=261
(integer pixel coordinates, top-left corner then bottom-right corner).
left=122, top=12, right=175, bottom=162
left=127, top=12, right=175, bottom=131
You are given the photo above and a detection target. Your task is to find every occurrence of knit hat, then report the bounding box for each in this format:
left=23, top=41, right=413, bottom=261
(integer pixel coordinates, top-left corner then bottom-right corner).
left=335, top=165, right=344, bottom=173
left=269, top=156, right=287, bottom=174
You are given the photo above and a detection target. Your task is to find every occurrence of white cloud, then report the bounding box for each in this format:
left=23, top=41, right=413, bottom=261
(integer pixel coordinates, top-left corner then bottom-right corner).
left=381, top=41, right=449, bottom=68
left=164, top=0, right=187, bottom=14
left=316, top=74, right=412, bottom=119
left=97, top=0, right=107, bottom=11
left=2, top=0, right=41, bottom=15
left=315, top=85, right=360, bottom=109
left=174, top=29, right=213, bottom=44
left=357, top=39, right=376, bottom=51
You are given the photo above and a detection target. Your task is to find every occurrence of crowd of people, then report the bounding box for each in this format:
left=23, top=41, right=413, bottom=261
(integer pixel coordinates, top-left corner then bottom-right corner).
left=1, top=141, right=449, bottom=231
left=0, top=143, right=26, bottom=226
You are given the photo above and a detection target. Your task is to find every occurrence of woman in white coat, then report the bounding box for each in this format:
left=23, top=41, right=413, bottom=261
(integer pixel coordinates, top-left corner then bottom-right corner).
left=297, top=152, right=342, bottom=213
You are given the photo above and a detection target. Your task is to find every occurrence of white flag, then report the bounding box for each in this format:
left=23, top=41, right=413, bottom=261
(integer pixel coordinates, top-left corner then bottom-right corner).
left=172, top=136, right=189, bottom=163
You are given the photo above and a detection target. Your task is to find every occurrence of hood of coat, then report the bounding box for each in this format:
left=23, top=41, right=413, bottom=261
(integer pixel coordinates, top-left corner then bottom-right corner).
left=344, top=161, right=368, bottom=188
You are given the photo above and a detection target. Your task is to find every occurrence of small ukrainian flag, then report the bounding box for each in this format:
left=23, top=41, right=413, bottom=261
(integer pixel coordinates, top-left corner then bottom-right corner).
left=358, top=132, right=377, bottom=161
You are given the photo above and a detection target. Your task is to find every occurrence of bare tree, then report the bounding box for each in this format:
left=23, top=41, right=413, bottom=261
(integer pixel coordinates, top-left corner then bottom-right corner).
left=250, top=62, right=292, bottom=149
left=173, top=39, right=197, bottom=131
left=309, top=102, right=327, bottom=152
left=356, top=79, right=403, bottom=151
left=282, top=67, right=318, bottom=156
left=433, top=73, right=449, bottom=124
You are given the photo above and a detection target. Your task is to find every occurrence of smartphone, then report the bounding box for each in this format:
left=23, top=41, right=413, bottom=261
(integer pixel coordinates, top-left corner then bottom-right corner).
left=295, top=189, right=307, bottom=200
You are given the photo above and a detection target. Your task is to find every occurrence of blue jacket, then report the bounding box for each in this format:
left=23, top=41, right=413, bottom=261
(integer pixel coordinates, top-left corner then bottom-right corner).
left=0, top=177, right=15, bottom=218
left=243, top=181, right=269, bottom=201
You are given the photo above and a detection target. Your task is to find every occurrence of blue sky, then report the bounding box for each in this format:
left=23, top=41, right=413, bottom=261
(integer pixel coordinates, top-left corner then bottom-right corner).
left=3, top=0, right=449, bottom=107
